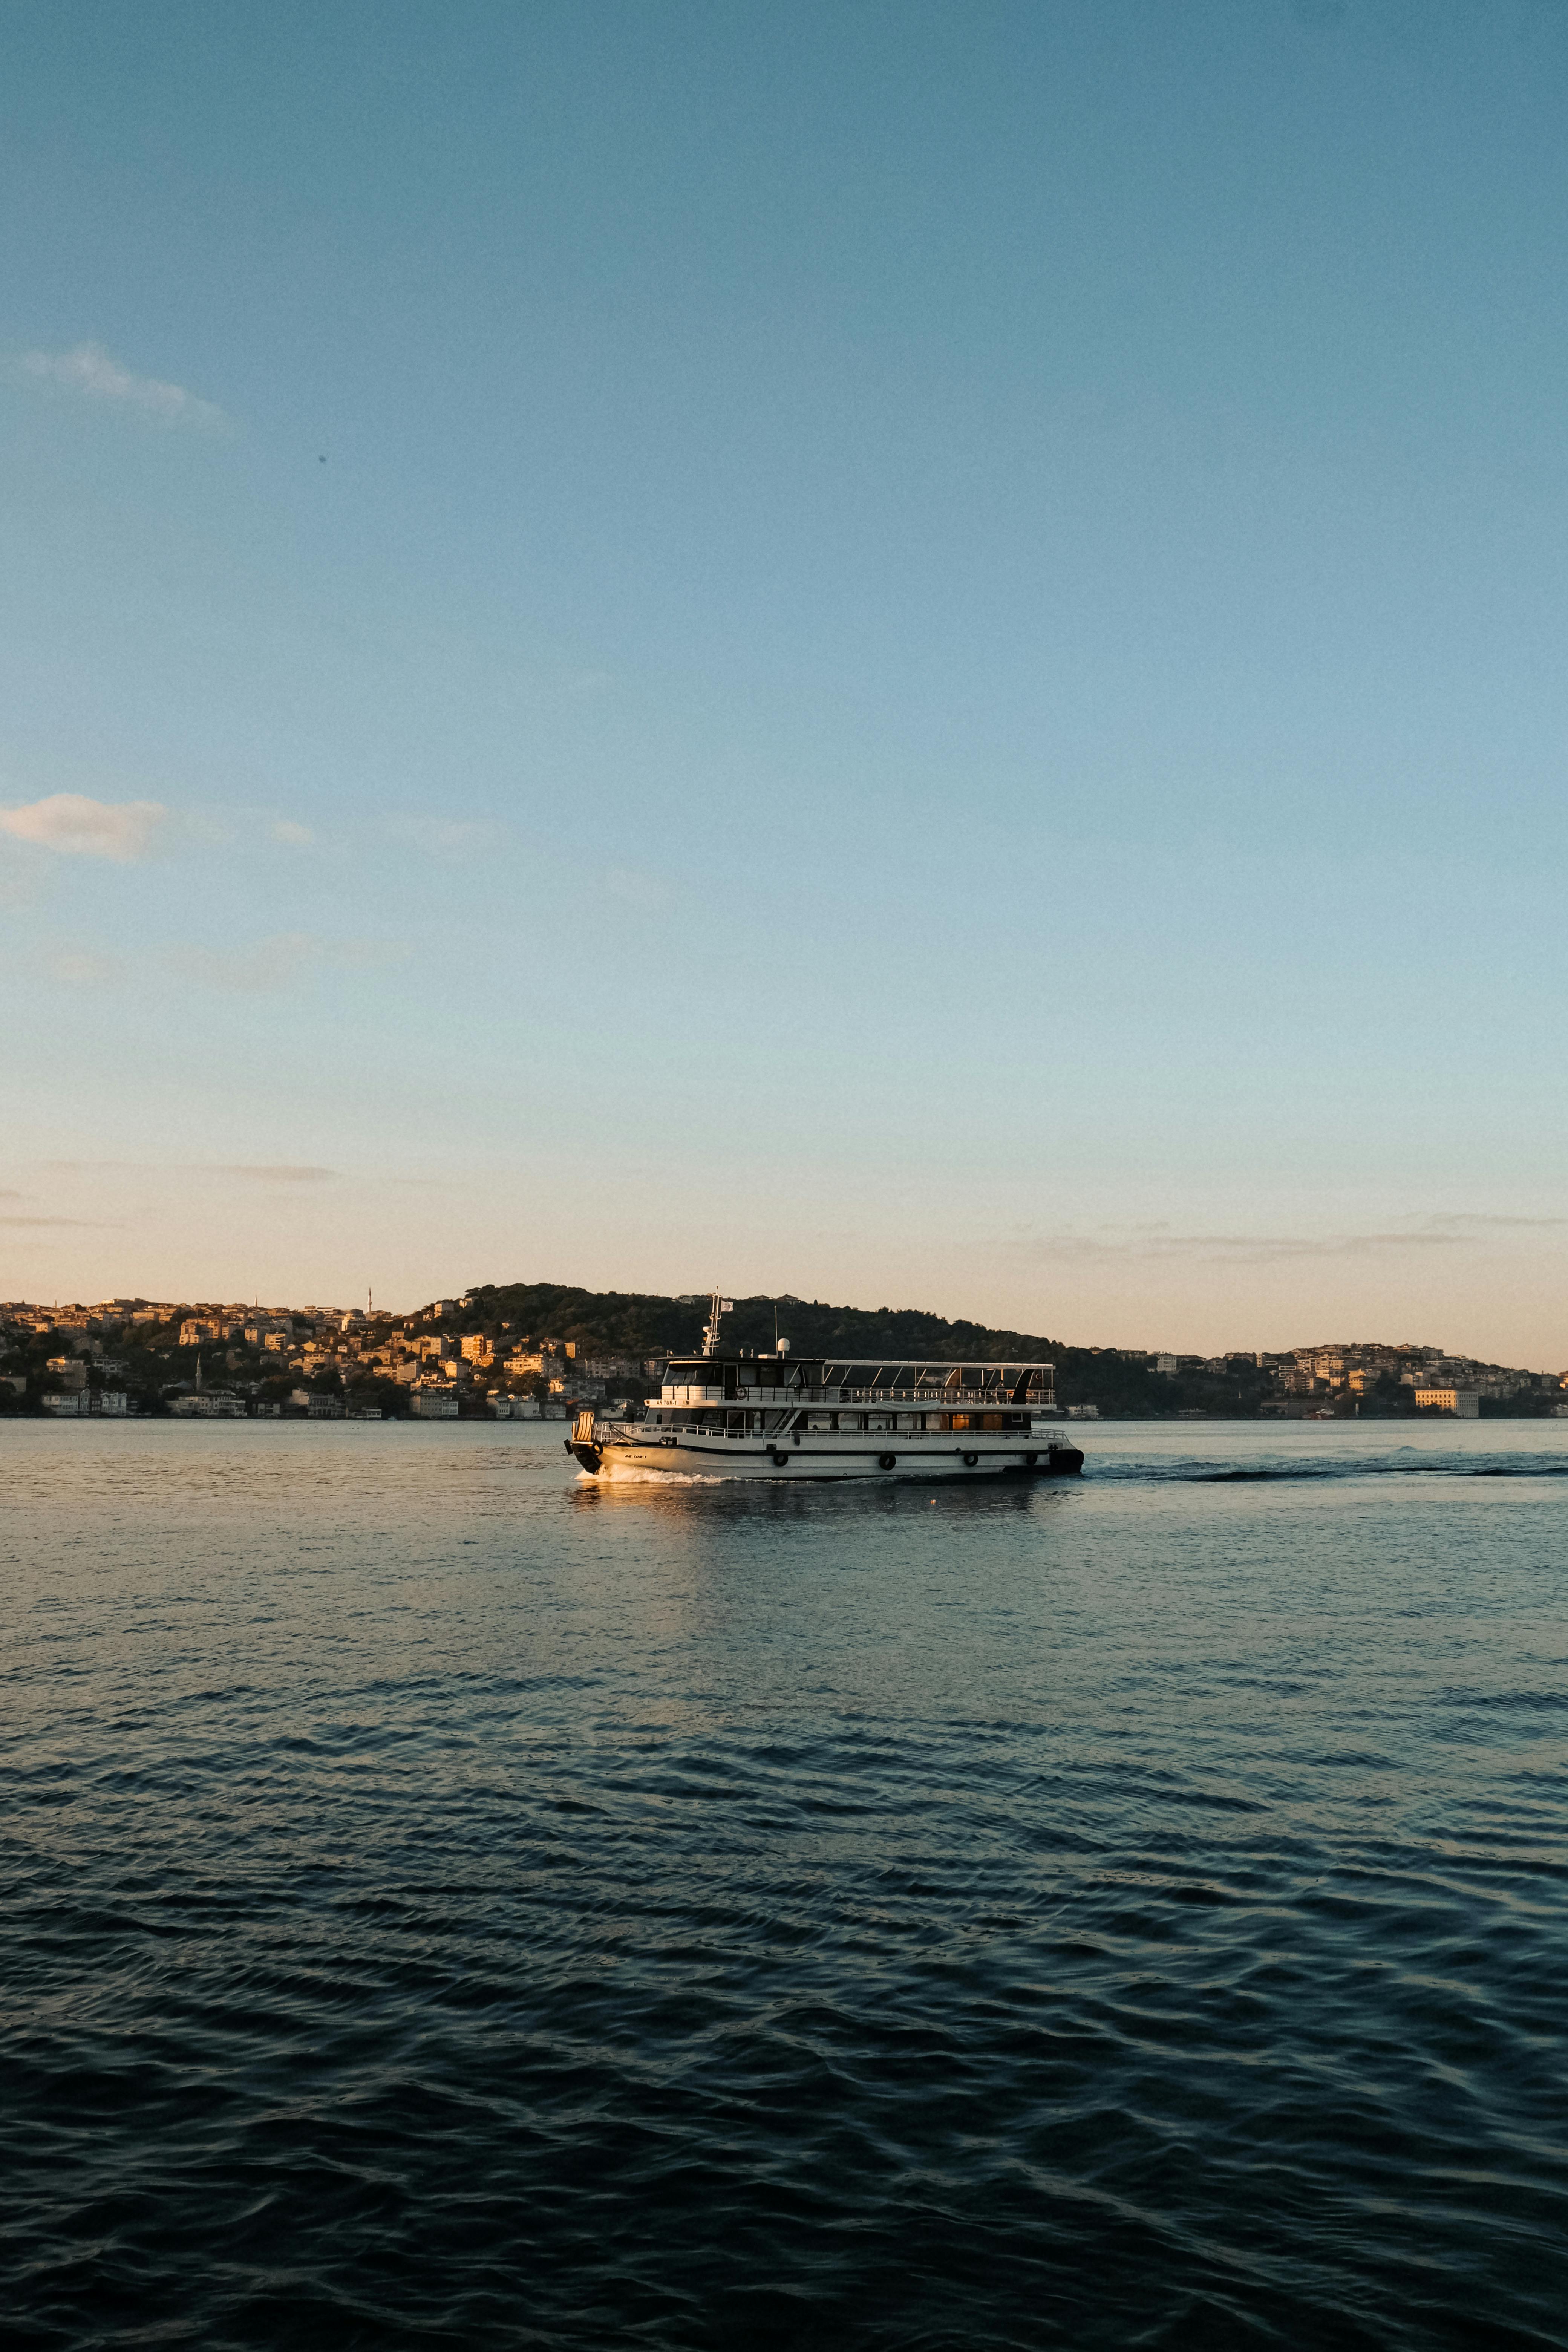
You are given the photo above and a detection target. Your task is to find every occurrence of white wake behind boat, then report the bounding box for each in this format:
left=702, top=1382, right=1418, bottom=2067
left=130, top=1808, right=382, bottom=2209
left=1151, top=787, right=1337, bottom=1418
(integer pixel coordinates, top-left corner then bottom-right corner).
left=566, top=1294, right=1085, bottom=1483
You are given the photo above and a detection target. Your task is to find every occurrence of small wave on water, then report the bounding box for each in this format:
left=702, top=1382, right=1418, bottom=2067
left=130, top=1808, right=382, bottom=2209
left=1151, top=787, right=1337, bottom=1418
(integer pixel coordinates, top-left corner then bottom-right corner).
left=1185, top=1463, right=1346, bottom=1481
left=2, top=1418, right=1566, bottom=2352
left=1182, top=1459, right=1568, bottom=1481
left=1095, top=1440, right=1568, bottom=1487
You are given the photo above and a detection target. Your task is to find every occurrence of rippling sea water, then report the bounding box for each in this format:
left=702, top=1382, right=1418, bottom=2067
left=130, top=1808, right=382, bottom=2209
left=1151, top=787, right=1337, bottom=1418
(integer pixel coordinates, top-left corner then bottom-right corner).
left=3, top=1418, right=1566, bottom=2350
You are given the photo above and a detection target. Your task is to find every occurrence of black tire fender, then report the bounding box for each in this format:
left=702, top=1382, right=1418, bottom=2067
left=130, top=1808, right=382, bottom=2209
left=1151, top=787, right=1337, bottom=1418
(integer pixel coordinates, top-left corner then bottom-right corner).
left=877, top=1452, right=896, bottom=1470
left=769, top=1449, right=789, bottom=1467
left=962, top=1450, right=979, bottom=1468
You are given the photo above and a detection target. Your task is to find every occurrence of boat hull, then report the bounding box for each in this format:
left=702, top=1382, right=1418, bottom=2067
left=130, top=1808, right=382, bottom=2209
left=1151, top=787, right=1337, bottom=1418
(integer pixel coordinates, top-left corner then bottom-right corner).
left=567, top=1433, right=1084, bottom=1481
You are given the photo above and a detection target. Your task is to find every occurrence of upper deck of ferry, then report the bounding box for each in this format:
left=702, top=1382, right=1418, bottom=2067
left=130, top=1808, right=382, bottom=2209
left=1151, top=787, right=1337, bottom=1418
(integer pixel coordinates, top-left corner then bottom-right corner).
left=659, top=1355, right=1055, bottom=1407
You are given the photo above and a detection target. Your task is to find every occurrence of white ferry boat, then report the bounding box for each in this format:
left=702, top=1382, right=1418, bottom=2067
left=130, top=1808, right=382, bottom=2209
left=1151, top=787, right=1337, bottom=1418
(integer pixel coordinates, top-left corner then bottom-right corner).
left=566, top=1294, right=1085, bottom=1483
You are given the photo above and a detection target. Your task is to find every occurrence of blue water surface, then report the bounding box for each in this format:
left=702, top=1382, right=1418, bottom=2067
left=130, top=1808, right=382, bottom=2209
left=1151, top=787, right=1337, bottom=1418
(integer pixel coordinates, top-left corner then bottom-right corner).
left=2, top=1417, right=1565, bottom=2350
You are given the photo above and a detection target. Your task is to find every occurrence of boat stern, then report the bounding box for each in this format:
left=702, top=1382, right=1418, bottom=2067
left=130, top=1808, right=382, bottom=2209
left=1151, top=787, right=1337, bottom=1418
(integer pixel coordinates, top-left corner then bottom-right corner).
left=566, top=1407, right=602, bottom=1475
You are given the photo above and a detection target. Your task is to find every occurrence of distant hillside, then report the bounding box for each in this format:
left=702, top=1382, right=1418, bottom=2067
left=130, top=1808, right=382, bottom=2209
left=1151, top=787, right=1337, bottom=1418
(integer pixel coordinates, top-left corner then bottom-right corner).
left=459, top=1279, right=1063, bottom=1361
left=450, top=1281, right=1266, bottom=1417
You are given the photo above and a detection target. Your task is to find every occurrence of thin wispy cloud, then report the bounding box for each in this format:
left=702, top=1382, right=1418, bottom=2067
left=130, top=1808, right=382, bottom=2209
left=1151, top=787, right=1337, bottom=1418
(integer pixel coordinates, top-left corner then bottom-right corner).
left=328, top=939, right=405, bottom=971
left=212, top=1165, right=339, bottom=1184
left=47, top=950, right=125, bottom=986
left=1419, top=1212, right=1568, bottom=1232
left=1020, top=1214, right=1568, bottom=1268
left=387, top=815, right=497, bottom=860
left=19, top=343, right=229, bottom=431
left=170, top=934, right=314, bottom=992
left=0, top=793, right=166, bottom=861
left=39, top=1161, right=339, bottom=1183
left=0, top=1216, right=112, bottom=1229
left=166, top=932, right=403, bottom=992
left=271, top=821, right=314, bottom=847
left=1026, top=1227, right=1473, bottom=1268
left=605, top=866, right=672, bottom=910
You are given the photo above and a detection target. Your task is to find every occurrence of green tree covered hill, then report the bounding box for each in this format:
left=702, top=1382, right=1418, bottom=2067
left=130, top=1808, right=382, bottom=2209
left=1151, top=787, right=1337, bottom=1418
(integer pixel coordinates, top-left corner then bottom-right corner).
left=455, top=1282, right=1270, bottom=1417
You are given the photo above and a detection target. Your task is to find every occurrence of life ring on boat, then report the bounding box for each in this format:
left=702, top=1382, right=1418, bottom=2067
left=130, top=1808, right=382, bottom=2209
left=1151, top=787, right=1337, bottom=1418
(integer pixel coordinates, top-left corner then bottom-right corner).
left=962, top=1450, right=979, bottom=1467
left=877, top=1453, right=896, bottom=1470
left=769, top=1448, right=789, bottom=1467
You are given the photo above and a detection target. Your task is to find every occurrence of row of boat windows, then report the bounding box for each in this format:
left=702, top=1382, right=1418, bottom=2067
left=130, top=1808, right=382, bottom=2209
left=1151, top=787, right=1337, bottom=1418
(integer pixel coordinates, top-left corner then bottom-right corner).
left=663, top=1384, right=1047, bottom=1405
left=646, top=1409, right=1032, bottom=1433
left=663, top=1380, right=793, bottom=1396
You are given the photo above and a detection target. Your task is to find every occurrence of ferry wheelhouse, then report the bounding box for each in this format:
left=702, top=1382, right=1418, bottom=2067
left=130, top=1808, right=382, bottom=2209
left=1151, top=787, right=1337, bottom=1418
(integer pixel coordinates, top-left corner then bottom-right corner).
left=567, top=1294, right=1084, bottom=1482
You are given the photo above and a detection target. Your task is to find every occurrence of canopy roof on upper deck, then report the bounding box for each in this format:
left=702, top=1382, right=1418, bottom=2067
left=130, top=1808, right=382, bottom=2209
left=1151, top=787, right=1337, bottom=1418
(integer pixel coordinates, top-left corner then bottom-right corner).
left=819, top=1360, right=1053, bottom=1387
left=664, top=1356, right=1053, bottom=1385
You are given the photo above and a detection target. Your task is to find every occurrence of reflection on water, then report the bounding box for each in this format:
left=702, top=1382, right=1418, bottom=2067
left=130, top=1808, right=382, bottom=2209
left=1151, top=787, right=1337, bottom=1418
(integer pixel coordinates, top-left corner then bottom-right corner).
left=3, top=1417, right=1566, bottom=2351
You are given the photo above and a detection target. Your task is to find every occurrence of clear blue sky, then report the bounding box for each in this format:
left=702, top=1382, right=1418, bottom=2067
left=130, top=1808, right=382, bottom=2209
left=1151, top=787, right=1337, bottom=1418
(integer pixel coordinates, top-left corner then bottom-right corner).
left=3, top=0, right=1566, bottom=1360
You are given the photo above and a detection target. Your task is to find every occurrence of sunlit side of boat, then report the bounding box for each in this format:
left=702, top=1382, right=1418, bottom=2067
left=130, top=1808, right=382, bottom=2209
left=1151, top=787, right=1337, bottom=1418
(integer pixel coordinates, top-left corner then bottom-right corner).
left=566, top=1294, right=1085, bottom=1482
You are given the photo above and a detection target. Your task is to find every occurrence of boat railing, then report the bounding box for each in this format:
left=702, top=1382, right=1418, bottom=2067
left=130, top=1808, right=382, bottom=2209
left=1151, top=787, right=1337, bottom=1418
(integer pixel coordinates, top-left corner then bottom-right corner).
left=696, top=1385, right=1050, bottom=1406
left=806, top=1384, right=1050, bottom=1406
left=600, top=1409, right=1062, bottom=1444
left=666, top=1383, right=1052, bottom=1407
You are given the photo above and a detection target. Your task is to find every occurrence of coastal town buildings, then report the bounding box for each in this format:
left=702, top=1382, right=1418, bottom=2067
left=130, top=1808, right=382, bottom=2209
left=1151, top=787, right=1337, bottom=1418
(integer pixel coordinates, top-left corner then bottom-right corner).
left=3, top=1297, right=1565, bottom=1423
left=1413, top=1387, right=1481, bottom=1417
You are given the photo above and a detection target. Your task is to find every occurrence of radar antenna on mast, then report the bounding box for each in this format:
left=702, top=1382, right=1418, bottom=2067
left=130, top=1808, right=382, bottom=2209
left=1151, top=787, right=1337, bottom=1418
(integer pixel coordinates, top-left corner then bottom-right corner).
left=701, top=1291, right=734, bottom=1357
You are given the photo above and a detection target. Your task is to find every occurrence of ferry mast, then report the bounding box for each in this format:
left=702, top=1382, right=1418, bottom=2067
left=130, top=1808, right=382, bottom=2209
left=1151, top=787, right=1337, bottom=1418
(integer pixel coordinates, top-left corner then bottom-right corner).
left=700, top=1291, right=734, bottom=1357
